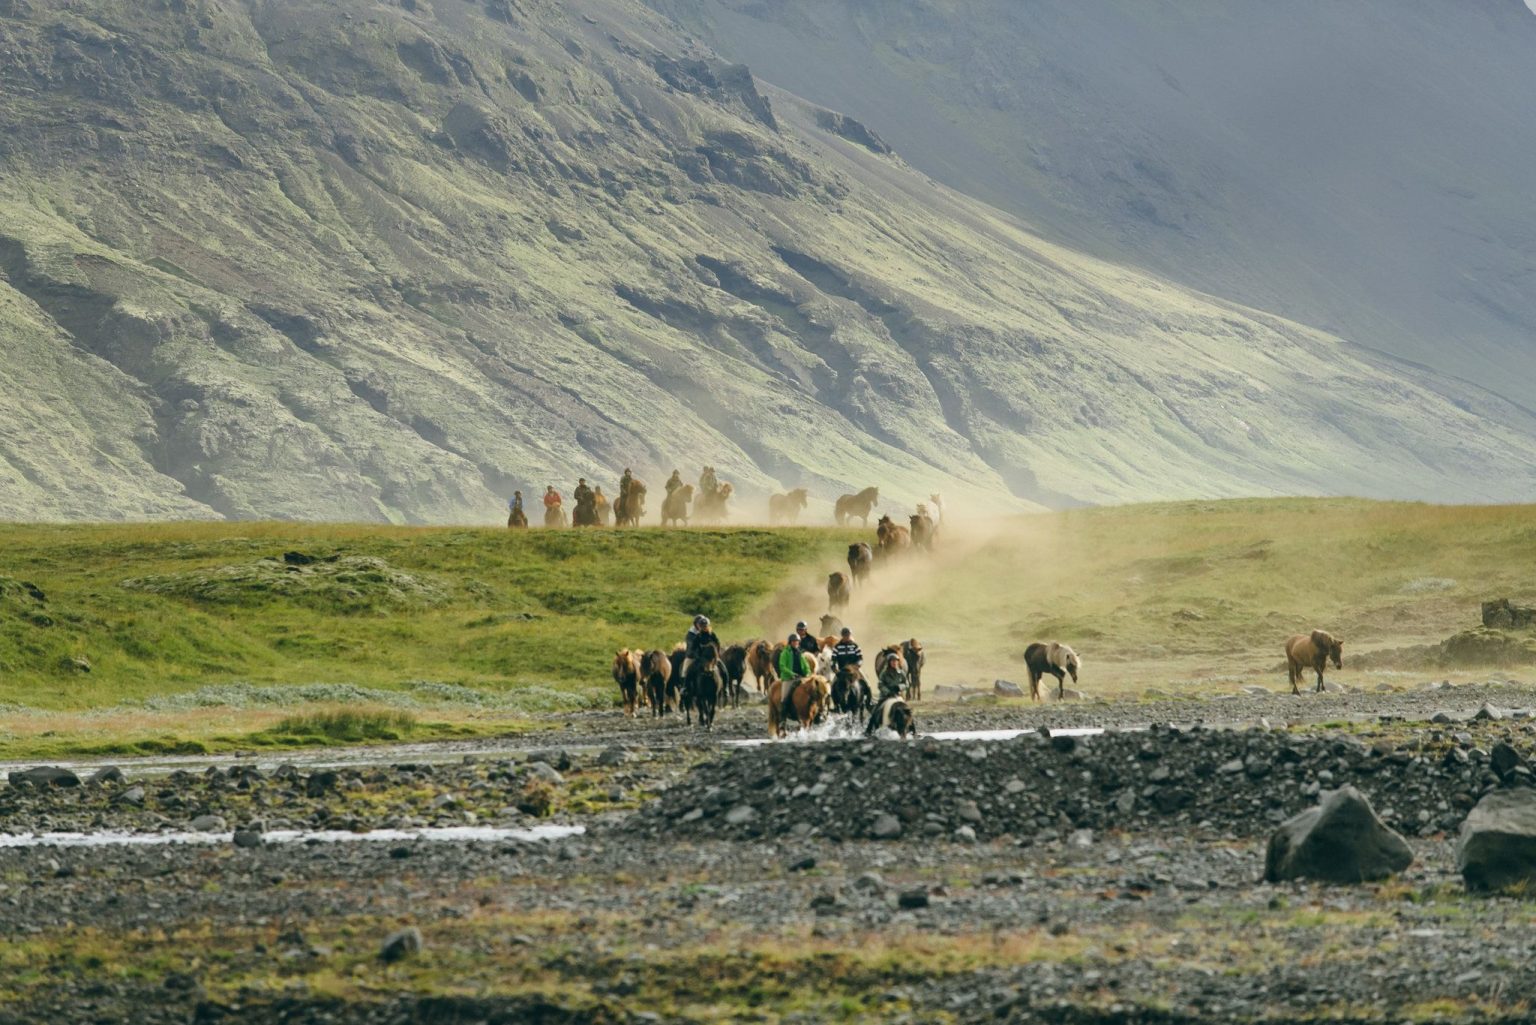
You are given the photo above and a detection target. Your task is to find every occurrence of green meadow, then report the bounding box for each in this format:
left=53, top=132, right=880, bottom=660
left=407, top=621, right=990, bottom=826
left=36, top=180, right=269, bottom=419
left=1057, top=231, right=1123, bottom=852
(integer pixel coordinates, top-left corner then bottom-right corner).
left=1, top=499, right=1534, bottom=756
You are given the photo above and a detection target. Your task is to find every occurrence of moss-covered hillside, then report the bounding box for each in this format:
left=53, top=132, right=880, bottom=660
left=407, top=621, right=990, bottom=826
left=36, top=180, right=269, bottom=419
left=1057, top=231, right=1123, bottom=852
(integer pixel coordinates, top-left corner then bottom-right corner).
left=3, top=0, right=1536, bottom=523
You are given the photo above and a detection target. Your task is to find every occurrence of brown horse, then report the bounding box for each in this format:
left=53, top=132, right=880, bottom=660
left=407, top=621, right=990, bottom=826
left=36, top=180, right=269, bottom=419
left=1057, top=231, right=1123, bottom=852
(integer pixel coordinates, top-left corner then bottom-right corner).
left=614, top=479, right=648, bottom=527
left=1286, top=630, right=1343, bottom=694
left=661, top=484, right=694, bottom=527
left=909, top=510, right=934, bottom=551
left=1023, top=642, right=1080, bottom=701
left=902, top=639, right=925, bottom=701
left=835, top=486, right=879, bottom=527
left=612, top=649, right=643, bottom=717
left=641, top=648, right=673, bottom=717
left=508, top=507, right=528, bottom=529
left=874, top=644, right=903, bottom=676
left=720, top=642, right=750, bottom=709
left=827, top=571, right=851, bottom=612
left=876, top=515, right=911, bottom=554
left=746, top=638, right=776, bottom=692
left=769, top=488, right=809, bottom=525
left=767, top=674, right=831, bottom=738
left=847, top=542, right=872, bottom=586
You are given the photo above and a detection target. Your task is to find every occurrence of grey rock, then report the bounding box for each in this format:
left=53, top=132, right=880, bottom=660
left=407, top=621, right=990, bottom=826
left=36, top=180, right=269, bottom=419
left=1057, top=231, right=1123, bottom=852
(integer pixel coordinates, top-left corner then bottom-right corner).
left=524, top=761, right=565, bottom=785
left=89, top=766, right=126, bottom=785
left=8, top=766, right=81, bottom=788
left=993, top=678, right=1025, bottom=698
left=305, top=770, right=339, bottom=797
left=113, top=785, right=146, bottom=807
left=871, top=813, right=902, bottom=839
left=1474, top=703, right=1506, bottom=722
left=955, top=799, right=982, bottom=823
left=897, top=888, right=930, bottom=909
left=379, top=926, right=424, bottom=963
left=595, top=746, right=629, bottom=767
left=1457, top=788, right=1536, bottom=892
left=853, top=871, right=885, bottom=892
left=1431, top=711, right=1454, bottom=724
left=190, top=814, right=227, bottom=832
left=232, top=827, right=265, bottom=849
left=1490, top=741, right=1522, bottom=780
left=1264, top=786, right=1413, bottom=883
left=954, top=825, right=978, bottom=842
left=527, top=749, right=574, bottom=771
left=724, top=804, right=757, bottom=825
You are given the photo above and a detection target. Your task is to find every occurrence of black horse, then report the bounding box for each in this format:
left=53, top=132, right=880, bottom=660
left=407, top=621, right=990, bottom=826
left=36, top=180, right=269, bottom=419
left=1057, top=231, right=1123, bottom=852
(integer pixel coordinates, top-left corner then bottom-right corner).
left=685, top=643, right=725, bottom=729
left=831, top=664, right=872, bottom=716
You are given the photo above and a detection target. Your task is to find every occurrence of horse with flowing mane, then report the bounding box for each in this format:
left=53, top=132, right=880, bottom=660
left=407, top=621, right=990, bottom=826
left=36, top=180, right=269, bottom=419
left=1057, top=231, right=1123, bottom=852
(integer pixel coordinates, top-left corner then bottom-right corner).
left=641, top=648, right=672, bottom=717
left=768, top=674, right=830, bottom=738
left=684, top=642, right=725, bottom=728
left=1285, top=630, right=1343, bottom=694
left=1023, top=642, right=1080, bottom=701
left=768, top=488, right=809, bottom=525
left=827, top=572, right=851, bottom=613
left=660, top=484, right=694, bottom=527
left=876, top=515, right=911, bottom=555
left=834, top=486, right=879, bottom=527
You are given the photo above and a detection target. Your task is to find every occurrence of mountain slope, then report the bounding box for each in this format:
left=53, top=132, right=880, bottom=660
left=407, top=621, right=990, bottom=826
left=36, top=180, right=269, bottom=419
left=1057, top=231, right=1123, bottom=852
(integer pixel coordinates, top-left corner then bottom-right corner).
left=1, top=0, right=1534, bottom=522
left=648, top=0, right=1536, bottom=405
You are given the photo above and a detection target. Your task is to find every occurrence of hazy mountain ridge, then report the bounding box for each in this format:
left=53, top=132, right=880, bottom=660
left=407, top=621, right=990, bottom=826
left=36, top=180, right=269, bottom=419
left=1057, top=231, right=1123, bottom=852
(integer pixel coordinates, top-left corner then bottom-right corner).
left=646, top=0, right=1536, bottom=404
left=1, top=0, right=1534, bottom=522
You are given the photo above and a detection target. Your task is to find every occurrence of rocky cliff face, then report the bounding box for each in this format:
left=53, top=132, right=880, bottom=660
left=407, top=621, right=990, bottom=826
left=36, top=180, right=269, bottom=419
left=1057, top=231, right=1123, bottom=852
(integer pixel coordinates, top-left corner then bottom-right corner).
left=2, top=0, right=1535, bottom=522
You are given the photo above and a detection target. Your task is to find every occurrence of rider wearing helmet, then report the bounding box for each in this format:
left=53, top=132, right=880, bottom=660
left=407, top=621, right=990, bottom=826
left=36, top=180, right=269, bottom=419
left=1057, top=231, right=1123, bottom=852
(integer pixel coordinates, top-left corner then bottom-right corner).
left=680, top=614, right=720, bottom=682
left=794, top=620, right=819, bottom=657
left=877, top=651, right=909, bottom=701
left=831, top=627, right=862, bottom=674
left=778, top=630, right=813, bottom=722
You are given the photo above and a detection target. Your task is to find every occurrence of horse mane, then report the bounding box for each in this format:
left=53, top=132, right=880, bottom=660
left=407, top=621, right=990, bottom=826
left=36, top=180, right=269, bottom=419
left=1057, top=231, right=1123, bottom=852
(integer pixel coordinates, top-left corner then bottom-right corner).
left=1048, top=642, right=1080, bottom=669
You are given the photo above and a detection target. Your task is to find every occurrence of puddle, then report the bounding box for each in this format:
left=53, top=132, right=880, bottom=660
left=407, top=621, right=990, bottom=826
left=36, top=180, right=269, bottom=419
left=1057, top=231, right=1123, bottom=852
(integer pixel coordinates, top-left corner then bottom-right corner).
left=0, top=824, right=584, bottom=849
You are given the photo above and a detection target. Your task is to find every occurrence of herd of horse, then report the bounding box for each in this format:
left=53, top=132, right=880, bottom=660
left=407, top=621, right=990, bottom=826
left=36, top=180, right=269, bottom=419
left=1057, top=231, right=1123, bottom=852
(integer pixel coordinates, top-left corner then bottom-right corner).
left=610, top=632, right=928, bottom=737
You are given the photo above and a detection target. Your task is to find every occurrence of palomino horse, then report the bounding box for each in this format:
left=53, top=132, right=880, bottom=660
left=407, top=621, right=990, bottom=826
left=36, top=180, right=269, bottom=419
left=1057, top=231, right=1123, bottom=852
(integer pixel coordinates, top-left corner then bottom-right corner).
left=834, top=486, right=879, bottom=527
left=660, top=484, right=694, bottom=527
left=767, top=674, right=831, bottom=738
left=847, top=543, right=872, bottom=586
left=685, top=643, right=725, bottom=729
left=866, top=695, right=917, bottom=738
left=614, top=480, right=648, bottom=527
left=695, top=482, right=733, bottom=523
left=612, top=649, right=643, bottom=717
left=1285, top=630, right=1343, bottom=694
left=641, top=648, right=672, bottom=717
left=901, top=639, right=925, bottom=701
left=544, top=504, right=567, bottom=528
left=1023, top=642, right=1080, bottom=701
left=827, top=572, right=851, bottom=613
left=768, top=488, right=809, bottom=525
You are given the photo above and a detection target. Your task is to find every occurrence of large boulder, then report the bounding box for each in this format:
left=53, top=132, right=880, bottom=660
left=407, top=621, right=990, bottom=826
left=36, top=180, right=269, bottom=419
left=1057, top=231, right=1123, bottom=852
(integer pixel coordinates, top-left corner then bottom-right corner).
left=8, top=766, right=82, bottom=788
left=1264, top=786, right=1413, bottom=883
left=1456, top=788, right=1536, bottom=893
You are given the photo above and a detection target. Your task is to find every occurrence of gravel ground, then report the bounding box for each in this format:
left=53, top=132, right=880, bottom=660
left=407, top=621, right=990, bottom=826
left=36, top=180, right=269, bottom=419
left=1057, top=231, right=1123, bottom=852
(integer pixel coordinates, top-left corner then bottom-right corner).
left=3, top=686, right=1536, bottom=1024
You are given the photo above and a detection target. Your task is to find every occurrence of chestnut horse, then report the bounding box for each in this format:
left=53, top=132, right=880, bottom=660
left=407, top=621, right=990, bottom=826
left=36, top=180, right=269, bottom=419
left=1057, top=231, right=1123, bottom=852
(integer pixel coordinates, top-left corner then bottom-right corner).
left=1285, top=630, right=1343, bottom=694
left=614, top=479, right=648, bottom=527
left=767, top=674, right=831, bottom=738
left=746, top=638, right=776, bottom=691
left=901, top=639, right=925, bottom=701
left=612, top=649, right=643, bottom=717
left=835, top=486, right=879, bottom=527
left=641, top=648, right=672, bottom=717
left=661, top=484, right=694, bottom=527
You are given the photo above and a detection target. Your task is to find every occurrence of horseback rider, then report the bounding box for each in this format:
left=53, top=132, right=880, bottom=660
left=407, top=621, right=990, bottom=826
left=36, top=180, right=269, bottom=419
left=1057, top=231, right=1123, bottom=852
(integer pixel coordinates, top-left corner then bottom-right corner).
left=593, top=485, right=611, bottom=525
left=619, top=467, right=634, bottom=503
left=794, top=620, right=819, bottom=657
left=507, top=491, right=526, bottom=528
left=572, top=477, right=594, bottom=525
left=573, top=477, right=593, bottom=506
left=664, top=469, right=683, bottom=496
left=543, top=486, right=563, bottom=516
left=698, top=465, right=718, bottom=499
left=777, top=631, right=814, bottom=723
left=680, top=614, right=720, bottom=683
left=877, top=651, right=909, bottom=701
left=831, top=627, right=863, bottom=687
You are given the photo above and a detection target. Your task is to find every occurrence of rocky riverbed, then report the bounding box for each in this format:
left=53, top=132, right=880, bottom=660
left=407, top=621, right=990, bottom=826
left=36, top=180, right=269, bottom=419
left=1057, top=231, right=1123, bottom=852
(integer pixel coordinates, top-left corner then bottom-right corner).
left=3, top=687, right=1536, bottom=1024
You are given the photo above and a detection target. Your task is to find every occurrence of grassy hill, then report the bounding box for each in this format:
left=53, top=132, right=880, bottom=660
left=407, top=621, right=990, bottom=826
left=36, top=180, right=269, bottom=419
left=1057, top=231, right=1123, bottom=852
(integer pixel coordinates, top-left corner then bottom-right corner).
left=4, top=499, right=1536, bottom=756
left=651, top=0, right=1536, bottom=407
left=3, top=0, right=1536, bottom=522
